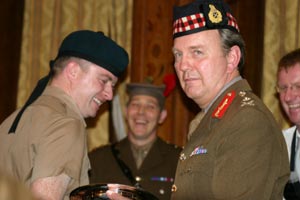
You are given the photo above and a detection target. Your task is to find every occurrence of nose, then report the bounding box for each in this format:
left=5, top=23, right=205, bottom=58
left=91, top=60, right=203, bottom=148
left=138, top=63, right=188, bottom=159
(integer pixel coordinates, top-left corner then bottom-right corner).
left=282, top=88, right=296, bottom=102
left=175, top=54, right=190, bottom=72
left=137, top=105, right=145, bottom=114
left=103, top=83, right=114, bottom=101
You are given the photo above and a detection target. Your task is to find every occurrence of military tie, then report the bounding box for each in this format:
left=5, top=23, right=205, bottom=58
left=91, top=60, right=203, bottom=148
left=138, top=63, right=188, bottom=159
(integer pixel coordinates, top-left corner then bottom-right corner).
left=187, top=110, right=205, bottom=141
left=296, top=134, right=300, bottom=180
left=131, top=142, right=153, bottom=169
left=135, top=149, right=145, bottom=169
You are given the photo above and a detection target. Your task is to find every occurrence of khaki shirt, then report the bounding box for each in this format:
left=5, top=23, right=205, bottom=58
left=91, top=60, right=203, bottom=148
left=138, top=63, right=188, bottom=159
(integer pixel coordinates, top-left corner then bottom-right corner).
left=0, top=86, right=90, bottom=199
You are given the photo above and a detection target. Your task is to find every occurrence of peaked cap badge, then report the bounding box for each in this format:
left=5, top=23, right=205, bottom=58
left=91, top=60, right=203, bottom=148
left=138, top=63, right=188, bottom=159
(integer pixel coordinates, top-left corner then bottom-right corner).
left=208, top=4, right=222, bottom=24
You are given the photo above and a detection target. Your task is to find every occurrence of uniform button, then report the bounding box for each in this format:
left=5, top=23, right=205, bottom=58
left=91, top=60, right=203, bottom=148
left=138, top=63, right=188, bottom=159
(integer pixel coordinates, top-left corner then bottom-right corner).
left=171, top=184, right=177, bottom=192
left=179, top=153, right=186, bottom=161
left=159, top=189, right=164, bottom=195
left=135, top=176, right=141, bottom=182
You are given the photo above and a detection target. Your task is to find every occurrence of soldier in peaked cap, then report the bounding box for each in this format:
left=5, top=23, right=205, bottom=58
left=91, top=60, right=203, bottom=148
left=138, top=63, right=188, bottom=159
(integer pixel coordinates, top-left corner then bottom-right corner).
left=171, top=0, right=289, bottom=199
left=0, top=30, right=129, bottom=200
left=89, top=82, right=181, bottom=200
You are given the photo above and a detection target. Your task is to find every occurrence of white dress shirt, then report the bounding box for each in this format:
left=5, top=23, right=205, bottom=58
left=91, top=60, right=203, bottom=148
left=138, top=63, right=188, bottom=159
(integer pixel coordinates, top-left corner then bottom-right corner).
left=283, top=126, right=300, bottom=182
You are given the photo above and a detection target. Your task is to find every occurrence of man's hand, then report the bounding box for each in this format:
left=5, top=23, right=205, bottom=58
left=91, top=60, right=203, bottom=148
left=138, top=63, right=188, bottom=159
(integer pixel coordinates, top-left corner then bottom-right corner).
left=106, top=184, right=131, bottom=200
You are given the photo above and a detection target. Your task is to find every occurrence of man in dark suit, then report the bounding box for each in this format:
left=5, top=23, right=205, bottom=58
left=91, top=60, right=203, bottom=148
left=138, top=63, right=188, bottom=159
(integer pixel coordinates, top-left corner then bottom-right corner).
left=89, top=82, right=181, bottom=200
left=276, top=48, right=300, bottom=199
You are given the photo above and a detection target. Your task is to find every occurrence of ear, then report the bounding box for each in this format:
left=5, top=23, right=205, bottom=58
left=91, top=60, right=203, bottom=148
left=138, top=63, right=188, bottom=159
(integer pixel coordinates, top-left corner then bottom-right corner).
left=158, top=109, right=167, bottom=124
left=65, top=61, right=80, bottom=80
left=226, top=45, right=241, bottom=73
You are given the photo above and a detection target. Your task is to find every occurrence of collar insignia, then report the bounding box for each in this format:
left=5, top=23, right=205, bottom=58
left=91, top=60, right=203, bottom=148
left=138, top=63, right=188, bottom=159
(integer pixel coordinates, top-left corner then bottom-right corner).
left=179, top=152, right=186, bottom=161
left=208, top=4, right=222, bottom=23
left=239, top=91, right=255, bottom=107
left=212, top=91, right=236, bottom=119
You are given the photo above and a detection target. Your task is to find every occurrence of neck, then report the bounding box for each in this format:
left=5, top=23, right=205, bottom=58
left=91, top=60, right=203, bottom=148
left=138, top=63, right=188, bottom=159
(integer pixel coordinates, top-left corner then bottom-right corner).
left=128, top=133, right=157, bottom=148
left=49, top=75, right=73, bottom=96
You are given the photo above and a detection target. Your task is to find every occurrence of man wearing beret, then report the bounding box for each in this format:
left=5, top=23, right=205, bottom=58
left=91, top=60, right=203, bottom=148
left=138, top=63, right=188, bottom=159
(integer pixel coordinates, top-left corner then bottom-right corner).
left=89, top=82, right=181, bottom=200
left=0, top=30, right=129, bottom=200
left=170, top=0, right=290, bottom=199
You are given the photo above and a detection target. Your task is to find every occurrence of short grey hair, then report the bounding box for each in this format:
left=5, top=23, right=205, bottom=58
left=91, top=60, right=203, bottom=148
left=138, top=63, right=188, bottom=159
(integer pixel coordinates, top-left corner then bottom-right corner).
left=51, top=56, right=91, bottom=77
left=218, top=29, right=246, bottom=75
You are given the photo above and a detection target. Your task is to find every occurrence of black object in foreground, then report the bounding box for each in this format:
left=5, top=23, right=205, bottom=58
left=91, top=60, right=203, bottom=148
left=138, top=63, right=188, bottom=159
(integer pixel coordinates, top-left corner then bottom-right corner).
left=70, top=183, right=159, bottom=200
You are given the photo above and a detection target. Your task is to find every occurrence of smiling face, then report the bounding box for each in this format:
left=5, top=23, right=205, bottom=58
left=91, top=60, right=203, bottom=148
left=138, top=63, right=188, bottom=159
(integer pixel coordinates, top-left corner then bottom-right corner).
left=172, top=30, right=240, bottom=109
left=126, top=95, right=167, bottom=145
left=277, top=63, right=300, bottom=125
left=69, top=62, right=118, bottom=118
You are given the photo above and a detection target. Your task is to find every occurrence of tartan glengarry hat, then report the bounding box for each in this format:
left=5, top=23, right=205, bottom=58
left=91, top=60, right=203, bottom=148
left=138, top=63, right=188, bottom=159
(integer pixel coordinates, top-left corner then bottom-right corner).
left=173, top=0, right=239, bottom=38
left=126, top=83, right=166, bottom=110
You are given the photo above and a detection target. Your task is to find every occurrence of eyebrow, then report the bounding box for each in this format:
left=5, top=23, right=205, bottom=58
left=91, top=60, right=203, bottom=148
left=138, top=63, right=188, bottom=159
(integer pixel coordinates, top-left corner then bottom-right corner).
left=100, top=74, right=118, bottom=84
left=172, top=44, right=203, bottom=52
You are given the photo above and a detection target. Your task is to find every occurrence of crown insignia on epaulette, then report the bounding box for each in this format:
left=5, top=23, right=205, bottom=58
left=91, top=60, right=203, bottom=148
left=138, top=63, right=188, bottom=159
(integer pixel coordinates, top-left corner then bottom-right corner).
left=208, top=4, right=222, bottom=23
left=239, top=91, right=255, bottom=107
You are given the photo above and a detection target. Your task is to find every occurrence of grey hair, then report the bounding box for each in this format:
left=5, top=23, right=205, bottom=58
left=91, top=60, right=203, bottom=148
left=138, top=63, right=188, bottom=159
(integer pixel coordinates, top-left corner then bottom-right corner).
left=51, top=56, right=91, bottom=77
left=218, top=29, right=246, bottom=75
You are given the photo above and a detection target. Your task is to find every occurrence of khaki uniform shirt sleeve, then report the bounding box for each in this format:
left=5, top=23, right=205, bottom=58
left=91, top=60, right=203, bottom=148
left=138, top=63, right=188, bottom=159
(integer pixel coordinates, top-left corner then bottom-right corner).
left=31, top=116, right=86, bottom=193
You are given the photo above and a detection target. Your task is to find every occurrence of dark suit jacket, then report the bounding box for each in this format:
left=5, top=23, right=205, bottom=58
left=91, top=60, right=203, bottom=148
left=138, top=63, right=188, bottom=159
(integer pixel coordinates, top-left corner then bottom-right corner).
left=171, top=79, right=290, bottom=200
left=89, top=137, right=181, bottom=200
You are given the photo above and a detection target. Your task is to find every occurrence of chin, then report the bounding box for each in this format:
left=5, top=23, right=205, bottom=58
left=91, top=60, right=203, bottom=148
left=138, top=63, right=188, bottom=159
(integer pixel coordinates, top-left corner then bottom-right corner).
left=87, top=111, right=97, bottom=118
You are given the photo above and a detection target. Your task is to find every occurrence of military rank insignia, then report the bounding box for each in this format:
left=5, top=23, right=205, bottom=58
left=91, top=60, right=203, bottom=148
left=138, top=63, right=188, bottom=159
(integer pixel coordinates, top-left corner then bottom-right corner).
left=212, top=91, right=236, bottom=119
left=239, top=91, right=255, bottom=107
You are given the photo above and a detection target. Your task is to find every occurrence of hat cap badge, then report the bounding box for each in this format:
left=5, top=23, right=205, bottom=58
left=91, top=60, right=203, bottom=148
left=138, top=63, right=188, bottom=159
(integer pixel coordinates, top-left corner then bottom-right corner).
left=208, top=4, right=222, bottom=23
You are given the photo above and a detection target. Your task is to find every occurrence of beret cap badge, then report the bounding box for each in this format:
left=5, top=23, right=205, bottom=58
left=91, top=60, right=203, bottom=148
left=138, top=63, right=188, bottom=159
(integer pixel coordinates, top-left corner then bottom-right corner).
left=208, top=4, right=222, bottom=24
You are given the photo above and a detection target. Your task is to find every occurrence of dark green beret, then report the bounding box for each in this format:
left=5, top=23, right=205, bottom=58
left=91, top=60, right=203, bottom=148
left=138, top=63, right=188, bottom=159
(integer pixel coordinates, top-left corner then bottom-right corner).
left=51, top=30, right=129, bottom=77
left=8, top=30, right=129, bottom=134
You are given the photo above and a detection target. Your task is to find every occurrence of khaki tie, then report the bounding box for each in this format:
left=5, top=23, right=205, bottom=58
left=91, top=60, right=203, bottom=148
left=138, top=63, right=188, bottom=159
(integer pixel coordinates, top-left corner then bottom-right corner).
left=131, top=142, right=153, bottom=169
left=187, top=110, right=205, bottom=141
left=135, top=149, right=145, bottom=169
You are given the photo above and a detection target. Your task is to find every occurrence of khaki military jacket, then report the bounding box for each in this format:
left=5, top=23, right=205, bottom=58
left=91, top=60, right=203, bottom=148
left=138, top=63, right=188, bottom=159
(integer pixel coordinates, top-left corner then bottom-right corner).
left=171, top=79, right=290, bottom=200
left=89, top=137, right=181, bottom=200
left=0, top=86, right=90, bottom=200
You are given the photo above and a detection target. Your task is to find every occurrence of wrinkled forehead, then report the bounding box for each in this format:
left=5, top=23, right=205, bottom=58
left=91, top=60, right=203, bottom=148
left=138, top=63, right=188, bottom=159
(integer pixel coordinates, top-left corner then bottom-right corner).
left=278, top=64, right=300, bottom=82
left=129, top=94, right=160, bottom=105
left=173, top=29, right=219, bottom=47
left=278, top=63, right=300, bottom=74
